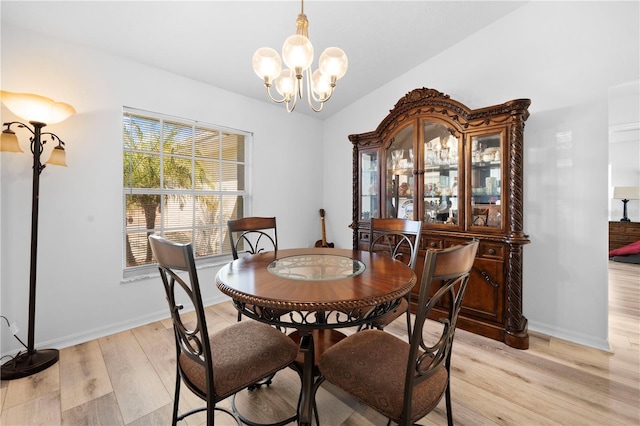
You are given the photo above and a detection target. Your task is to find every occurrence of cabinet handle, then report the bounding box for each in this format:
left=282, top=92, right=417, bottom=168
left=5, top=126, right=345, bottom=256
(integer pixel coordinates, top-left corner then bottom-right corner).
left=488, top=248, right=496, bottom=255
left=429, top=242, right=436, bottom=248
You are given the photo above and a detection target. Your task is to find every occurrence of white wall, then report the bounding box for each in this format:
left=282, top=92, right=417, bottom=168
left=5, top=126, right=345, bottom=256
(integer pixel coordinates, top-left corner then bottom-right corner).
left=323, top=1, right=639, bottom=350
left=1, top=25, right=324, bottom=355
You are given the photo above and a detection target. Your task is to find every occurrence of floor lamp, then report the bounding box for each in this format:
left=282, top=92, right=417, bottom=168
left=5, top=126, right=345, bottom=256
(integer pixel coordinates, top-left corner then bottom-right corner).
left=0, top=91, right=75, bottom=380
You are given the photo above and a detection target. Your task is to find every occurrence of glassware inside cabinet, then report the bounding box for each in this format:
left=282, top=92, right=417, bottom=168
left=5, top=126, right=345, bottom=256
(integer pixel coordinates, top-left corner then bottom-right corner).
left=360, top=150, right=378, bottom=220
left=423, top=121, right=459, bottom=225
left=470, top=133, right=503, bottom=228
left=385, top=125, right=413, bottom=219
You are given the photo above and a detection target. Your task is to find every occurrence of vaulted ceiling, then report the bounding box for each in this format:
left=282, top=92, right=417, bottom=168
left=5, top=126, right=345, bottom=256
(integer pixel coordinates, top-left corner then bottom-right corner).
left=1, top=1, right=527, bottom=118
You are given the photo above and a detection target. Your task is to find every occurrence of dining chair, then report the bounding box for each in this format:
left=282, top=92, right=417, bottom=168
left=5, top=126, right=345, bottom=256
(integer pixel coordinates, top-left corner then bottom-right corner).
left=319, top=240, right=479, bottom=426
left=149, top=234, right=298, bottom=426
left=227, top=216, right=280, bottom=322
left=361, top=217, right=422, bottom=340
left=227, top=216, right=278, bottom=260
left=227, top=216, right=291, bottom=394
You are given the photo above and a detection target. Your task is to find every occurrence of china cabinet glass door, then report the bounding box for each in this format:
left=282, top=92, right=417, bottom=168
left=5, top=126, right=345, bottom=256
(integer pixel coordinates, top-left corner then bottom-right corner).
left=385, top=125, right=414, bottom=219
left=422, top=121, right=460, bottom=225
left=469, top=132, right=504, bottom=229
left=360, top=149, right=379, bottom=220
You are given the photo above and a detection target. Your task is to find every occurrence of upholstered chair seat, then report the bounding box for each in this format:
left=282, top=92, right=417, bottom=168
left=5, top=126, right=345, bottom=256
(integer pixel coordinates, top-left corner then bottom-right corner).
left=319, top=329, right=447, bottom=423
left=179, top=321, right=298, bottom=399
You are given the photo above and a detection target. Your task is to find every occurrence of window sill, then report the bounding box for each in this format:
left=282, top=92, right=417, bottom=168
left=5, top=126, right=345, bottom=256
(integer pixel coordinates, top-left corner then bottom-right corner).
left=121, top=255, right=233, bottom=284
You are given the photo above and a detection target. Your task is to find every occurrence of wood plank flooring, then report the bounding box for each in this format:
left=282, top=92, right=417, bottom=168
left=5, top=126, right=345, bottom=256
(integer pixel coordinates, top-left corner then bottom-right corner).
left=1, top=261, right=638, bottom=425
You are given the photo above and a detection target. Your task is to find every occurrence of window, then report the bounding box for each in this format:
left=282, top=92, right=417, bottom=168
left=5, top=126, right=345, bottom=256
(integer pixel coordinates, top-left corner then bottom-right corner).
left=123, top=107, right=250, bottom=275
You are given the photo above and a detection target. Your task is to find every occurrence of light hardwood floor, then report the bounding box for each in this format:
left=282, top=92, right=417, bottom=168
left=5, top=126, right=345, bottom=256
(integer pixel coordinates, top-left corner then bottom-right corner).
left=1, top=261, right=638, bottom=425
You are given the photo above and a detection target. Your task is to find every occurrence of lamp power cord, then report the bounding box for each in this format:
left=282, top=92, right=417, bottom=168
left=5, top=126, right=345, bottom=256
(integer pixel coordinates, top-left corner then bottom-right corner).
left=0, top=315, right=29, bottom=365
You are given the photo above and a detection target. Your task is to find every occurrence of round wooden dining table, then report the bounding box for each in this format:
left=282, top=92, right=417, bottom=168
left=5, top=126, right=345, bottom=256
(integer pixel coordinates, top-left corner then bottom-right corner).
left=215, top=247, right=416, bottom=426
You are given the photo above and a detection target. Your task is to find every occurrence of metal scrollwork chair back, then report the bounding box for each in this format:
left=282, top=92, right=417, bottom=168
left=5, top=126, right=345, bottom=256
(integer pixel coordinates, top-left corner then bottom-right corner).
left=227, top=216, right=278, bottom=260
left=227, top=216, right=280, bottom=324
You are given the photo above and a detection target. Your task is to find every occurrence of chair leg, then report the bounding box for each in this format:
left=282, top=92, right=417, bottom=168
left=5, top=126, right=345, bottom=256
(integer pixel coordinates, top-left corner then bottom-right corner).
left=445, top=382, right=453, bottom=426
left=172, top=368, right=181, bottom=426
left=207, top=393, right=215, bottom=426
left=312, top=379, right=323, bottom=426
left=404, top=305, right=412, bottom=344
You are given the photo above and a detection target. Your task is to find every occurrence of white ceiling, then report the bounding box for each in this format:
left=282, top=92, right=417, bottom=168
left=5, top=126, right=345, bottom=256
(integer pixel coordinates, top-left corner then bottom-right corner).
left=1, top=1, right=527, bottom=118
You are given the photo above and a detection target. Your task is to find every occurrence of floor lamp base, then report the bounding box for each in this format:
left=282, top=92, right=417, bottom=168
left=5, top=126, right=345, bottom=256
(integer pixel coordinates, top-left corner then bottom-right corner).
left=0, top=348, right=59, bottom=380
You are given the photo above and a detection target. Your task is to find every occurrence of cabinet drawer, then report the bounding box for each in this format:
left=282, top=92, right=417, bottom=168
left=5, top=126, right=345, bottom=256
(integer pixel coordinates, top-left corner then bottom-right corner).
left=611, top=234, right=639, bottom=245
left=443, top=238, right=467, bottom=249
left=357, top=230, right=370, bottom=251
left=624, top=224, right=640, bottom=237
left=609, top=221, right=640, bottom=238
left=478, top=242, right=505, bottom=259
left=422, top=237, right=443, bottom=250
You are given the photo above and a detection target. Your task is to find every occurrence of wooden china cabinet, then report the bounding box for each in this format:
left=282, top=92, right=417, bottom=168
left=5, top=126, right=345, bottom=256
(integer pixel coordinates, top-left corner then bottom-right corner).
left=349, top=88, right=531, bottom=349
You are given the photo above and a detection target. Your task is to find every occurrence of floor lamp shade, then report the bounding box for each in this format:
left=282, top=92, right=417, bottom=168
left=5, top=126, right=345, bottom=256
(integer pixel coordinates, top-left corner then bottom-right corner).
left=613, top=186, right=640, bottom=222
left=46, top=144, right=68, bottom=167
left=0, top=128, right=24, bottom=152
left=1, top=90, right=75, bottom=124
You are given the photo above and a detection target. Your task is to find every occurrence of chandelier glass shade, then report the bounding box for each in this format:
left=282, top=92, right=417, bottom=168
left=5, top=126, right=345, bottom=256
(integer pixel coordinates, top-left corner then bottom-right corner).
left=252, top=0, right=348, bottom=112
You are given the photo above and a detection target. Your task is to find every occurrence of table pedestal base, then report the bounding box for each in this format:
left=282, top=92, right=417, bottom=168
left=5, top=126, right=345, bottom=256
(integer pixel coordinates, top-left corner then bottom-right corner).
left=231, top=372, right=299, bottom=426
left=289, top=329, right=347, bottom=426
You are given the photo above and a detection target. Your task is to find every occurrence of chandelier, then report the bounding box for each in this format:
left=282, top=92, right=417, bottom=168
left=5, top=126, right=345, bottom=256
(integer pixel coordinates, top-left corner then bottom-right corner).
left=252, top=0, right=348, bottom=113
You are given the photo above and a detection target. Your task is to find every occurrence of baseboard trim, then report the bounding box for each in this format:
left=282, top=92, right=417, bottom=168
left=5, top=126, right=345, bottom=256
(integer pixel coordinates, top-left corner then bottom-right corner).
left=528, top=320, right=611, bottom=352
left=1, top=294, right=230, bottom=359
